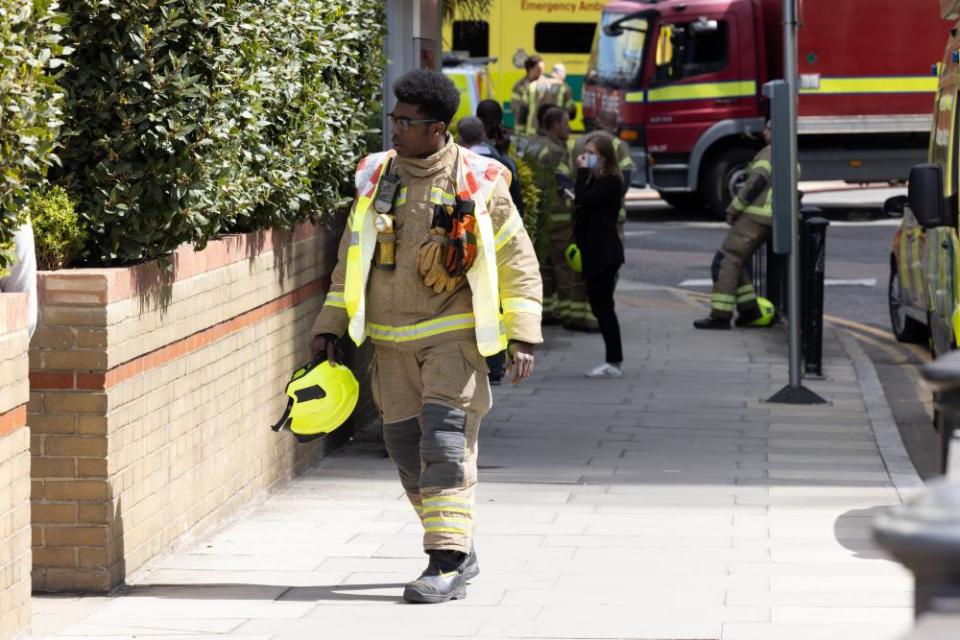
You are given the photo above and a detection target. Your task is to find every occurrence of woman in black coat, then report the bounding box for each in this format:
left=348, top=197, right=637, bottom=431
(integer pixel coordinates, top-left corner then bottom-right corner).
left=574, top=135, right=625, bottom=378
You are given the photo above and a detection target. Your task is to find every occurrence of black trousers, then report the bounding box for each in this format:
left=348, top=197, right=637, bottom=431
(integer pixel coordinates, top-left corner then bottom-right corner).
left=584, top=265, right=623, bottom=364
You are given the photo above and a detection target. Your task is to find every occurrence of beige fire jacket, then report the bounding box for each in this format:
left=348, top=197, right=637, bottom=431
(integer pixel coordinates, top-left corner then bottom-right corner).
left=313, top=137, right=543, bottom=351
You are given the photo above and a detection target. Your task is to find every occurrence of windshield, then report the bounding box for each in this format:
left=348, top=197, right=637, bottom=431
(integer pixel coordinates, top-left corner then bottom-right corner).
left=588, top=12, right=649, bottom=87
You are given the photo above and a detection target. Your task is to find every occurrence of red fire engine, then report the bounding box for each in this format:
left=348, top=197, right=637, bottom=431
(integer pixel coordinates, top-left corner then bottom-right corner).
left=583, top=0, right=948, bottom=214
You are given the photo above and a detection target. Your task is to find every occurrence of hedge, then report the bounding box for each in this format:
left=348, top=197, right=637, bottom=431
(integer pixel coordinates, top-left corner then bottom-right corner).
left=0, top=0, right=67, bottom=272
left=54, top=0, right=386, bottom=266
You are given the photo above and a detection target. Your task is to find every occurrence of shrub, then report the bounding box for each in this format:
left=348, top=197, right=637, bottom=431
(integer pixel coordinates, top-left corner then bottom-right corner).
left=54, top=0, right=386, bottom=266
left=511, top=150, right=546, bottom=256
left=28, top=186, right=85, bottom=270
left=0, top=0, right=68, bottom=271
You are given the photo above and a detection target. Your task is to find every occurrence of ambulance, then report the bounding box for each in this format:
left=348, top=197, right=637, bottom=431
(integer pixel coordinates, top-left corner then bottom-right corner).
left=442, top=0, right=606, bottom=130
left=888, top=0, right=960, bottom=356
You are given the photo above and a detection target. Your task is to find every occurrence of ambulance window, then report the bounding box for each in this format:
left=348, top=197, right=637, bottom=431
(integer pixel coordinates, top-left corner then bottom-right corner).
left=453, top=21, right=489, bottom=58
left=933, top=92, right=954, bottom=193
left=535, top=22, right=597, bottom=54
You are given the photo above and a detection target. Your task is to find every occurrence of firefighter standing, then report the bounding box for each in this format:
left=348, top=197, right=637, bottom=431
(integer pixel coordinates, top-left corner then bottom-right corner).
left=311, top=70, right=543, bottom=603
left=520, top=107, right=576, bottom=326
left=694, top=122, right=773, bottom=329
left=541, top=63, right=577, bottom=122
left=511, top=55, right=545, bottom=136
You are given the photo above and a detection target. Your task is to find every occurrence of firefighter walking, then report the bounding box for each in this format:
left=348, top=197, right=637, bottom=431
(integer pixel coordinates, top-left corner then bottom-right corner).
left=694, top=122, right=773, bottom=330
left=311, top=70, right=543, bottom=603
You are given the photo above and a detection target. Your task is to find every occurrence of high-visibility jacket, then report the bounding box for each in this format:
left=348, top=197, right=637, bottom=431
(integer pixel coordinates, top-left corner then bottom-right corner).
left=729, top=145, right=772, bottom=222
left=539, top=77, right=577, bottom=119
left=312, top=137, right=543, bottom=356
left=522, top=134, right=573, bottom=227
left=511, top=77, right=539, bottom=136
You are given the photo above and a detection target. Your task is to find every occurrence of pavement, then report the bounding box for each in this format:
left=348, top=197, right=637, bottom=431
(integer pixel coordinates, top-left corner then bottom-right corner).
left=32, top=282, right=925, bottom=640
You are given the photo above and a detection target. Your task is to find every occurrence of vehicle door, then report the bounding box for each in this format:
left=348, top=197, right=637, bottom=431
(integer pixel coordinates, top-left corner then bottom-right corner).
left=925, top=88, right=960, bottom=354
left=644, top=7, right=752, bottom=157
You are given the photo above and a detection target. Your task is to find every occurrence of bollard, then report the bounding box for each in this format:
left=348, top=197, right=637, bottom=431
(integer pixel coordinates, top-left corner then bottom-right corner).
left=800, top=208, right=829, bottom=377
left=873, top=479, right=960, bottom=619
left=874, top=351, right=960, bottom=627
left=917, top=350, right=960, bottom=476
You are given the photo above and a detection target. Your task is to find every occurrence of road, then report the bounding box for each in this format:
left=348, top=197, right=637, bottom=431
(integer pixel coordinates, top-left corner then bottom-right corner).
left=622, top=185, right=939, bottom=478
left=623, top=186, right=903, bottom=331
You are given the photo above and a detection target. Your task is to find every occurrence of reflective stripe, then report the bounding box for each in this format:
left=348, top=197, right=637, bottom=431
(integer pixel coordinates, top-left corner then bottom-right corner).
left=625, top=91, right=644, bottom=103
left=647, top=80, right=756, bottom=103
left=736, top=285, right=755, bottom=294
left=430, top=187, right=457, bottom=206
left=423, top=496, right=472, bottom=506
left=494, top=213, right=523, bottom=251
left=752, top=160, right=772, bottom=173
left=551, top=213, right=572, bottom=223
left=712, top=301, right=736, bottom=312
left=619, top=155, right=634, bottom=169
left=421, top=506, right=472, bottom=516
left=730, top=196, right=747, bottom=213
left=395, top=186, right=408, bottom=207
left=325, top=291, right=346, bottom=309
left=368, top=313, right=476, bottom=343
left=800, top=76, right=938, bottom=95
left=502, top=298, right=542, bottom=316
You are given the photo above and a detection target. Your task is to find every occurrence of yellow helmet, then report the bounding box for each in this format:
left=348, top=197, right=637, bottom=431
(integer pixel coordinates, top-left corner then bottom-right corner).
left=749, top=297, right=776, bottom=327
left=564, top=243, right=582, bottom=273
left=272, top=359, right=359, bottom=442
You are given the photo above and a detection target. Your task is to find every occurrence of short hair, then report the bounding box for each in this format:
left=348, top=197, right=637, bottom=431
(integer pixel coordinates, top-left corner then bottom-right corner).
left=457, top=116, right=485, bottom=146
left=393, top=69, right=461, bottom=126
left=596, top=110, right=619, bottom=132
left=524, top=55, right=543, bottom=72
left=542, top=107, right=567, bottom=132
left=476, top=100, right=503, bottom=128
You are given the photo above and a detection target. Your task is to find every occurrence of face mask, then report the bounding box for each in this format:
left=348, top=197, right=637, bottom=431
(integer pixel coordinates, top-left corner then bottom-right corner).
left=585, top=153, right=599, bottom=170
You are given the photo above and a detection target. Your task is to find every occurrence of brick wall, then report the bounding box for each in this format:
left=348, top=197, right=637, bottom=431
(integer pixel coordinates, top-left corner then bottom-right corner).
left=29, top=224, right=344, bottom=592
left=0, top=293, right=32, bottom=636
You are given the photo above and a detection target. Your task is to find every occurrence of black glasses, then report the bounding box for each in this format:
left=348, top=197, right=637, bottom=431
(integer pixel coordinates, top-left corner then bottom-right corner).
left=388, top=113, right=439, bottom=131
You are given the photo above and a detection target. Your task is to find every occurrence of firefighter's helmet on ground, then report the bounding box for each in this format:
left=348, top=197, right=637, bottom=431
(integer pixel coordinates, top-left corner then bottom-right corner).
left=564, top=243, right=582, bottom=273
left=748, top=297, right=776, bottom=327
left=271, top=358, right=359, bottom=442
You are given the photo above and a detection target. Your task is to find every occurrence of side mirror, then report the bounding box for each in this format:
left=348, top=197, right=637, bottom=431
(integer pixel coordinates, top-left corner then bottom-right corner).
left=603, top=24, right=624, bottom=37
left=908, top=164, right=948, bottom=229
left=884, top=195, right=907, bottom=218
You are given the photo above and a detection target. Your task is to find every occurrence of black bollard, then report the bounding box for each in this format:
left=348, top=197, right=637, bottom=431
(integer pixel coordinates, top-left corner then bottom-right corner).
left=800, top=209, right=829, bottom=377
left=874, top=350, right=960, bottom=626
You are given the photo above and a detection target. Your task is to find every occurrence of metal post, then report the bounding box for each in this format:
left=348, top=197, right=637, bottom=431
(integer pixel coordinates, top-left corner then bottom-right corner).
left=784, top=0, right=802, bottom=389
left=765, top=0, right=825, bottom=405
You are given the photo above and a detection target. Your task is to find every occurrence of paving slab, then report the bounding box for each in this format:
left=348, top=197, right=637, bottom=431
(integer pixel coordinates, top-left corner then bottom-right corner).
left=33, top=284, right=924, bottom=639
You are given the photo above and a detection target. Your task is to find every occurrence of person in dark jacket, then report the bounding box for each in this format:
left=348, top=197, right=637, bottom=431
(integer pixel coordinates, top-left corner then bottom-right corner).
left=574, top=134, right=625, bottom=378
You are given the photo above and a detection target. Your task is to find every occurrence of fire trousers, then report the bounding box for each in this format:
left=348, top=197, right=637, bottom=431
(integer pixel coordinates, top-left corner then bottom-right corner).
left=544, top=218, right=597, bottom=329
left=371, top=340, right=492, bottom=554
left=711, top=214, right=771, bottom=319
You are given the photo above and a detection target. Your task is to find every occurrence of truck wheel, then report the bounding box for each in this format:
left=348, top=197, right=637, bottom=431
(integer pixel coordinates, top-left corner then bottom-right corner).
left=702, top=147, right=757, bottom=217
left=657, top=191, right=704, bottom=211
left=889, top=267, right=927, bottom=343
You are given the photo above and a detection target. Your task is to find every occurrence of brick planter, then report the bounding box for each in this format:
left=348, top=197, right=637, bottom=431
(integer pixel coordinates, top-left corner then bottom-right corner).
left=0, top=293, right=31, bottom=636
left=28, top=224, right=342, bottom=592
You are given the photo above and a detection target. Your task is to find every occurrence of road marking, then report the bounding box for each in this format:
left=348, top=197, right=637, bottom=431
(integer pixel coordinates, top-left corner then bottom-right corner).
left=678, top=278, right=877, bottom=288
left=623, top=231, right=656, bottom=237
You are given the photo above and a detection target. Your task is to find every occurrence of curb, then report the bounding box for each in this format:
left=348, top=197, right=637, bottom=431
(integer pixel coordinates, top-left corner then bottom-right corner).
left=837, top=330, right=925, bottom=502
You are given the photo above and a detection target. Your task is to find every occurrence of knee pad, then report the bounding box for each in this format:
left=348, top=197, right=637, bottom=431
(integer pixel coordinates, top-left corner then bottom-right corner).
left=419, top=403, right=467, bottom=488
left=382, top=417, right=421, bottom=492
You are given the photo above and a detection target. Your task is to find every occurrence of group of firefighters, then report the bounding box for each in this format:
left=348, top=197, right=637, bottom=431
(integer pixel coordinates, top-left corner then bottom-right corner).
left=293, top=61, right=775, bottom=606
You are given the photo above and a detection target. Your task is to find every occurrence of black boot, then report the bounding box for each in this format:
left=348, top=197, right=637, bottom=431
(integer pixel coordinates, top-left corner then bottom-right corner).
left=402, top=550, right=468, bottom=604
left=693, top=317, right=731, bottom=330
left=734, top=307, right=763, bottom=327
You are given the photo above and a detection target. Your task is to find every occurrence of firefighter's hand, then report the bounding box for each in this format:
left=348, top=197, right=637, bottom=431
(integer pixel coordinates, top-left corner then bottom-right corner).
left=725, top=209, right=738, bottom=226
left=310, top=334, right=338, bottom=366
left=507, top=341, right=535, bottom=385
